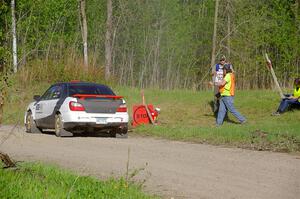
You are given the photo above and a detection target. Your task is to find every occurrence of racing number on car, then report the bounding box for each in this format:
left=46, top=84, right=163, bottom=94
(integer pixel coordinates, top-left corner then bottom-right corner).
left=35, top=103, right=43, bottom=113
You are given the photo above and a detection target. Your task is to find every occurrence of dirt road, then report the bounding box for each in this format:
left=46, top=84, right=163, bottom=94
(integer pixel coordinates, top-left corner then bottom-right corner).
left=0, top=125, right=299, bottom=199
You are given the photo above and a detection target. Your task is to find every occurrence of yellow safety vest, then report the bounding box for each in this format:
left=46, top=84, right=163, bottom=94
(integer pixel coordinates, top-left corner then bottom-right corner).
left=293, top=86, right=300, bottom=102
left=219, top=73, right=235, bottom=96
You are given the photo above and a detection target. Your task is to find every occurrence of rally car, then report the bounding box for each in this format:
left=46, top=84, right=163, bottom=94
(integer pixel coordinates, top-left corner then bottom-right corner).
left=24, top=81, right=129, bottom=137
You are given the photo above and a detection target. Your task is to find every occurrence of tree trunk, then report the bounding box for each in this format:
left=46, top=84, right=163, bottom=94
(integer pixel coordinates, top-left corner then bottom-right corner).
left=210, top=0, right=219, bottom=74
left=79, top=0, right=88, bottom=71
left=11, top=0, right=17, bottom=73
left=226, top=0, right=231, bottom=59
left=151, top=22, right=162, bottom=88
left=105, top=0, right=113, bottom=80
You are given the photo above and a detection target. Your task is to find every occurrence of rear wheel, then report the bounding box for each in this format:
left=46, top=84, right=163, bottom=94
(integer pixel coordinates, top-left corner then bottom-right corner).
left=25, top=111, right=42, bottom=134
left=55, top=114, right=62, bottom=137
left=55, top=113, right=73, bottom=137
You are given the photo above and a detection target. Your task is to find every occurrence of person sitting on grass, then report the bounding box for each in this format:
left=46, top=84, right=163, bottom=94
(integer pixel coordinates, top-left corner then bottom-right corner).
left=216, top=64, right=246, bottom=126
left=272, top=78, right=300, bottom=116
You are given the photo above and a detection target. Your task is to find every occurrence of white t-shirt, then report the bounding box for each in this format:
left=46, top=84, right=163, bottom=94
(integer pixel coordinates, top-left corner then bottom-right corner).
left=214, top=64, right=224, bottom=84
left=214, top=63, right=234, bottom=85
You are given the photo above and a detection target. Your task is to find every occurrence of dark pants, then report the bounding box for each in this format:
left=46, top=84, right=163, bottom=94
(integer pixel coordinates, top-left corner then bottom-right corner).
left=213, top=86, right=220, bottom=113
left=277, top=98, right=300, bottom=113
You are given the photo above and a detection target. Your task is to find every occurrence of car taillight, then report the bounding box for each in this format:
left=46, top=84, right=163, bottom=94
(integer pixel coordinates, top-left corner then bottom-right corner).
left=69, top=101, right=85, bottom=111
left=117, top=104, right=127, bottom=112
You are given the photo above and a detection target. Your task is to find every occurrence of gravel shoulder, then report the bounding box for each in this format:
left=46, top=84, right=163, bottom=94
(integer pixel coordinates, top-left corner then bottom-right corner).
left=0, top=125, right=299, bottom=199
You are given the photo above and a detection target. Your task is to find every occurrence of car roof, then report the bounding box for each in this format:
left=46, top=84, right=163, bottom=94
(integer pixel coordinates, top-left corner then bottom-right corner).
left=52, top=81, right=109, bottom=87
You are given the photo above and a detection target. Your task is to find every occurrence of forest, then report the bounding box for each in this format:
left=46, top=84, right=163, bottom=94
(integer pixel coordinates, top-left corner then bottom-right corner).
left=0, top=0, right=299, bottom=90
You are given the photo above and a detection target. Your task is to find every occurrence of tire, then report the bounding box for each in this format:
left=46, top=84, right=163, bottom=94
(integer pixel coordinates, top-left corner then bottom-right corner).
left=55, top=113, right=73, bottom=137
left=25, top=111, right=42, bottom=134
left=112, top=126, right=128, bottom=138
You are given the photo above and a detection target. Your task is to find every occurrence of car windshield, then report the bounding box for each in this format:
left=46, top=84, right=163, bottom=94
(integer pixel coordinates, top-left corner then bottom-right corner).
left=68, top=84, right=115, bottom=96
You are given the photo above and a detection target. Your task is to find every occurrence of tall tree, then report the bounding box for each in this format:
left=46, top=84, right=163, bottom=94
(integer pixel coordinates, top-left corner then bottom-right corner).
left=226, top=0, right=231, bottom=59
left=0, top=1, right=8, bottom=71
left=0, top=0, right=9, bottom=124
left=210, top=0, right=219, bottom=73
left=79, top=0, right=88, bottom=71
left=105, top=0, right=112, bottom=80
left=11, top=0, right=17, bottom=73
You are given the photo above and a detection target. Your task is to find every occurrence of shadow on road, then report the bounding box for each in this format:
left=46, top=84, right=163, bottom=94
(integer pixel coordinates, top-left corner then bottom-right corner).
left=41, top=130, right=113, bottom=138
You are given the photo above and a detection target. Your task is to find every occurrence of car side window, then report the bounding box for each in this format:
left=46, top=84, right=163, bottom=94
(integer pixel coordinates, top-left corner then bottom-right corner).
left=40, top=87, right=53, bottom=101
left=40, top=85, right=62, bottom=100
left=49, top=86, right=62, bottom=100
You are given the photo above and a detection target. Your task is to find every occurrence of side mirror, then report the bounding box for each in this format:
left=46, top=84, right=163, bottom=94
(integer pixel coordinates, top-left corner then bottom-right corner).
left=33, top=95, right=40, bottom=101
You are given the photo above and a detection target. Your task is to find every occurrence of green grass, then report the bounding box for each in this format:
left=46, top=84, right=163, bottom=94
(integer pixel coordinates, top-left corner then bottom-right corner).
left=0, top=162, right=156, bottom=199
left=3, top=78, right=300, bottom=152
left=114, top=88, right=300, bottom=152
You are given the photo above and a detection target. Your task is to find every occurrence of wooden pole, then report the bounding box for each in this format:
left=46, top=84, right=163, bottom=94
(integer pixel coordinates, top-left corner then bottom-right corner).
left=141, top=90, right=155, bottom=124
left=265, top=53, right=285, bottom=99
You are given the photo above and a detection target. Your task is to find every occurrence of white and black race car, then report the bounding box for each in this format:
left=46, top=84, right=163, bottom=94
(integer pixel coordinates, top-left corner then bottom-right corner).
left=24, top=81, right=129, bottom=137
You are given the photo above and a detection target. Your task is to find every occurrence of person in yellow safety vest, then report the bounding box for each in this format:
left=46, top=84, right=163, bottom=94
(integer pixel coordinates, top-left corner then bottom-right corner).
left=216, top=64, right=246, bottom=126
left=212, top=55, right=234, bottom=114
left=272, top=78, right=300, bottom=116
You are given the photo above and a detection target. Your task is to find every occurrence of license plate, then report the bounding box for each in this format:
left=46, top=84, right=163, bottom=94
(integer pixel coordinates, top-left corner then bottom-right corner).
left=96, top=117, right=107, bottom=124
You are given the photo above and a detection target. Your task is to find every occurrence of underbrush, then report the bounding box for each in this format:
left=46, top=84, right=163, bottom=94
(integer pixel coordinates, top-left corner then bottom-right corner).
left=0, top=162, right=156, bottom=199
left=16, top=59, right=109, bottom=85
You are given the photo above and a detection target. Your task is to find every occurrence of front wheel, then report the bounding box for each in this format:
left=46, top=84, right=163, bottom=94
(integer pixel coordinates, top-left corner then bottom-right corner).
left=25, top=111, right=42, bottom=134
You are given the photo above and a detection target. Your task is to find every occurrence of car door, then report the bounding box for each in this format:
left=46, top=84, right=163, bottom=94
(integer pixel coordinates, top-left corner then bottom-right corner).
left=35, top=85, right=62, bottom=128
left=34, top=87, right=53, bottom=123
left=41, top=85, right=63, bottom=128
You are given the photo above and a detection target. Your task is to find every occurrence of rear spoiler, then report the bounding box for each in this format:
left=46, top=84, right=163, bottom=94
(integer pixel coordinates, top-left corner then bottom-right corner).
left=73, top=94, right=123, bottom=99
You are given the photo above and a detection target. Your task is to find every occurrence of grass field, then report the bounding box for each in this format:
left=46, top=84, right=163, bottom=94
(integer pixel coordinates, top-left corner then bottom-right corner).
left=117, top=87, right=300, bottom=152
left=3, top=80, right=300, bottom=152
left=0, top=162, right=156, bottom=199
